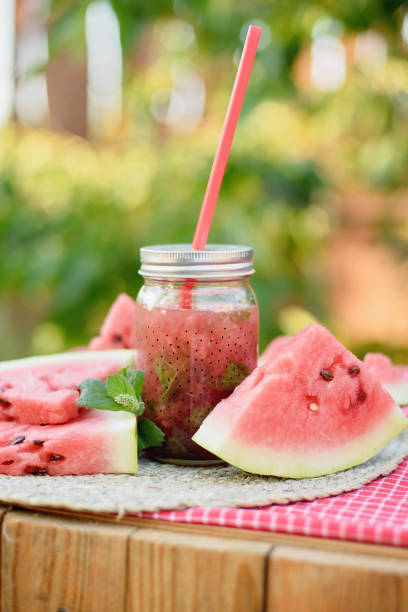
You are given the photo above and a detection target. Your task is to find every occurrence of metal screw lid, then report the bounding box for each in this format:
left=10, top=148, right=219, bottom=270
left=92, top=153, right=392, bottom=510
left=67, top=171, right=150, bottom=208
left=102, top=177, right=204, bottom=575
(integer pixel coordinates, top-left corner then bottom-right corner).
left=139, top=244, right=254, bottom=280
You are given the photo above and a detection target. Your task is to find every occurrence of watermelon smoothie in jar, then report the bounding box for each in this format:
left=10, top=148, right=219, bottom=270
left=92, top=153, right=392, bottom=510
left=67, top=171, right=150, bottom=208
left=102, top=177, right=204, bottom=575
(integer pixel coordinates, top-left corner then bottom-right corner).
left=135, top=244, right=258, bottom=465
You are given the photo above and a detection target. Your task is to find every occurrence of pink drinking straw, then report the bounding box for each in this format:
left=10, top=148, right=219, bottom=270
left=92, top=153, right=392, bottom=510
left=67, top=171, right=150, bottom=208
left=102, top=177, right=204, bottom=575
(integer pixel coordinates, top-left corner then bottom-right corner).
left=179, top=25, right=262, bottom=309
left=192, top=25, right=262, bottom=250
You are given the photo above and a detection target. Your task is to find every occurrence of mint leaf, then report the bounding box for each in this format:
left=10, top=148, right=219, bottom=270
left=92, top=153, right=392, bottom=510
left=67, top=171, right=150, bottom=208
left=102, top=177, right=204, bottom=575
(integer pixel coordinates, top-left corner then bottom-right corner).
left=78, top=368, right=165, bottom=454
left=125, top=369, right=145, bottom=397
left=78, top=378, right=120, bottom=411
left=138, top=417, right=165, bottom=451
left=154, top=354, right=178, bottom=399
left=106, top=373, right=136, bottom=400
left=105, top=373, right=144, bottom=415
left=78, top=369, right=146, bottom=416
left=115, top=394, right=145, bottom=415
left=219, top=361, right=249, bottom=389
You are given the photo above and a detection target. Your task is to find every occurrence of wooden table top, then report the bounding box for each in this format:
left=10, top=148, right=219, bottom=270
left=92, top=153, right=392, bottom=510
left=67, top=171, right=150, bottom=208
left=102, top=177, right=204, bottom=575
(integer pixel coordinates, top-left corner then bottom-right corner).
left=1, top=504, right=407, bottom=611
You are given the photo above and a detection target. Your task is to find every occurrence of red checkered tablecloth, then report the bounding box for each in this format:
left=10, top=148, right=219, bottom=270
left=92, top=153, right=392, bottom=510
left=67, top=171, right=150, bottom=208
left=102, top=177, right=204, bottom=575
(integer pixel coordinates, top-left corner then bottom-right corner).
left=140, top=409, right=408, bottom=548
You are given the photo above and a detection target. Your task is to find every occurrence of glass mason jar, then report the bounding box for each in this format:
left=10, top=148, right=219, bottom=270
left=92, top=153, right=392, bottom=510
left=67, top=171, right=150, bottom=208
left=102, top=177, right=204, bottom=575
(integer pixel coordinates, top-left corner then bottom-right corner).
left=135, top=244, right=259, bottom=465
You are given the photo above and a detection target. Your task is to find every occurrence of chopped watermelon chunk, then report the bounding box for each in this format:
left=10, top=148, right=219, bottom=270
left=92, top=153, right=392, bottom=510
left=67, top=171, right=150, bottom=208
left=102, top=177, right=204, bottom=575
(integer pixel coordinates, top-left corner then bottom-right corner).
left=0, top=350, right=135, bottom=424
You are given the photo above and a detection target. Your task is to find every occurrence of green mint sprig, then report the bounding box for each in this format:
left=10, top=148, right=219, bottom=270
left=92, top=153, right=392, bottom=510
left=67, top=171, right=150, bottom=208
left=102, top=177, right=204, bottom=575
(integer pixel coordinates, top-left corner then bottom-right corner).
left=78, top=367, right=164, bottom=453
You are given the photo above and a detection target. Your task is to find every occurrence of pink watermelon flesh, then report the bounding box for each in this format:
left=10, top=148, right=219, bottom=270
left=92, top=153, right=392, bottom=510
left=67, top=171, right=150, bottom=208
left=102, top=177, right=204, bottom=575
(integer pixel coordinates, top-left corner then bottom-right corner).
left=364, top=353, right=408, bottom=406
left=89, top=293, right=136, bottom=350
left=258, top=335, right=292, bottom=366
left=0, top=409, right=137, bottom=475
left=193, top=323, right=408, bottom=478
left=0, top=350, right=134, bottom=425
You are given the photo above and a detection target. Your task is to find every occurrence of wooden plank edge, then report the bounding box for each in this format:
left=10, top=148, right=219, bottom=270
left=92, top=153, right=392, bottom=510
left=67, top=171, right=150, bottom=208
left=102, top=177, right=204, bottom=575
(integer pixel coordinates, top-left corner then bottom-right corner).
left=0, top=505, right=17, bottom=608
left=9, top=504, right=408, bottom=560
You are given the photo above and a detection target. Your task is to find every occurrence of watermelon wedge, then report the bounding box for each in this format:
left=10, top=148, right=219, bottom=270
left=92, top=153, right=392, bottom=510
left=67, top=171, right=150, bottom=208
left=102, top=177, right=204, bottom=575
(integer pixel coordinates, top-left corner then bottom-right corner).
left=0, top=409, right=137, bottom=475
left=193, top=323, right=408, bottom=478
left=0, top=350, right=135, bottom=425
left=364, top=353, right=408, bottom=406
left=89, top=294, right=136, bottom=350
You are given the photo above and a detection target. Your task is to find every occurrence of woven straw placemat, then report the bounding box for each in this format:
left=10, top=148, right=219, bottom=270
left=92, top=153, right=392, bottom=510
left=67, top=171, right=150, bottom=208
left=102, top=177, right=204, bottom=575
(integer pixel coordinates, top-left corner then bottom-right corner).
left=0, top=430, right=406, bottom=517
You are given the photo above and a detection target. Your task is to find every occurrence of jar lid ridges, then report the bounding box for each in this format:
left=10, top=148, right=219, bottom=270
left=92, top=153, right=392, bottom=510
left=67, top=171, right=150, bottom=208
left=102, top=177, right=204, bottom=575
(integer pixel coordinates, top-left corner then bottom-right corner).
left=139, top=244, right=254, bottom=280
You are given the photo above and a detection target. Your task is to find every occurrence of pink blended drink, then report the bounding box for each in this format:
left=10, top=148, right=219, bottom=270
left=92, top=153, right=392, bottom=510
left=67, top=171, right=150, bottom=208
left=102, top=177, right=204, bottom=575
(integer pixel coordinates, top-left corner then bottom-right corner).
left=136, top=245, right=258, bottom=464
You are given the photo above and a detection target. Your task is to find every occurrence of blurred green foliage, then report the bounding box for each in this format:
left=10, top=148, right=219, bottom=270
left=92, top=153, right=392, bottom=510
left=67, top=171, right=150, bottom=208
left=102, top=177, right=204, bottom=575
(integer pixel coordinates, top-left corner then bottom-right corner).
left=0, top=127, right=325, bottom=358
left=2, top=0, right=408, bottom=359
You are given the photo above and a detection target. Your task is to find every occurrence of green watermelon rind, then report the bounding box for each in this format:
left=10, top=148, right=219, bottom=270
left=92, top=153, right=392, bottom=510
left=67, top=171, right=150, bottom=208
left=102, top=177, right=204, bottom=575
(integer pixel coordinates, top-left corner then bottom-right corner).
left=192, top=404, right=408, bottom=479
left=0, top=349, right=136, bottom=372
left=101, top=411, right=138, bottom=474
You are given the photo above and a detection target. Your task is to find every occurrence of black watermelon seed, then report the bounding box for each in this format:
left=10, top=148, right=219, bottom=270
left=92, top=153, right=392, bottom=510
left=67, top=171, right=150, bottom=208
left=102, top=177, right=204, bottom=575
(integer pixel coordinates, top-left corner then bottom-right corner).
left=49, top=455, right=64, bottom=461
left=320, top=369, right=334, bottom=382
left=11, top=435, right=25, bottom=445
left=113, top=335, right=123, bottom=343
left=32, top=440, right=44, bottom=446
left=348, top=366, right=360, bottom=377
left=32, top=468, right=48, bottom=475
left=357, top=389, right=367, bottom=402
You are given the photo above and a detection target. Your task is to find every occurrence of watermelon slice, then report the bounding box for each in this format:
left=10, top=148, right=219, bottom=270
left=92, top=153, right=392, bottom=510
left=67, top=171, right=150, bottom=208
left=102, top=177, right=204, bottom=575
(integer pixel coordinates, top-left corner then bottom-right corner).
left=258, top=335, right=292, bottom=366
left=89, top=294, right=136, bottom=350
left=0, top=409, right=137, bottom=475
left=193, top=323, right=408, bottom=478
left=0, top=350, right=134, bottom=425
left=364, top=353, right=408, bottom=406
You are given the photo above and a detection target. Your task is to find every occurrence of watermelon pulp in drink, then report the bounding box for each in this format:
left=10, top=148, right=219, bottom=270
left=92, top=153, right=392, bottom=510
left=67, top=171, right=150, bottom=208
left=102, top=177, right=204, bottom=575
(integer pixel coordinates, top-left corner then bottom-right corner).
left=135, top=302, right=258, bottom=462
